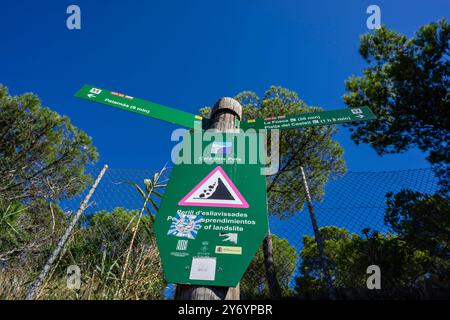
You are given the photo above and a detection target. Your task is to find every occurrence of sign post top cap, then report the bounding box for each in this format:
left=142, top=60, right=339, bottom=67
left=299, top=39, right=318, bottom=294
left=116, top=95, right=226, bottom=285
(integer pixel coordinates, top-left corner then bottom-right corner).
left=211, top=97, right=242, bottom=120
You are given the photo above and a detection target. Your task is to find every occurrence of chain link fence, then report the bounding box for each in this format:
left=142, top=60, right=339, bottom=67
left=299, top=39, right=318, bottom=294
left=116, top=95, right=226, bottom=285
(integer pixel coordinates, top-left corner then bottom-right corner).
left=0, top=165, right=447, bottom=299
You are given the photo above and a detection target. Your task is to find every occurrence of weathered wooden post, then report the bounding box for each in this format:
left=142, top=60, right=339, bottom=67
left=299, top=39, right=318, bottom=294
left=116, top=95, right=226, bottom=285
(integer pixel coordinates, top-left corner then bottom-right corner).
left=174, top=97, right=242, bottom=300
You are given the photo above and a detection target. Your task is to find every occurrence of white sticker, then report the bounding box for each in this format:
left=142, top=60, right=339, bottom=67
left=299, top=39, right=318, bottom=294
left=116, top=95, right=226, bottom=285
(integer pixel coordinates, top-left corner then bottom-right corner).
left=189, top=257, right=216, bottom=281
left=89, top=88, right=102, bottom=95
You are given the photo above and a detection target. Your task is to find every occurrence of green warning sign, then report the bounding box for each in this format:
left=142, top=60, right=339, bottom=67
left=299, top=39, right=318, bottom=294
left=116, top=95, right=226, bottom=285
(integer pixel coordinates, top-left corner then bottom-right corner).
left=154, top=132, right=268, bottom=287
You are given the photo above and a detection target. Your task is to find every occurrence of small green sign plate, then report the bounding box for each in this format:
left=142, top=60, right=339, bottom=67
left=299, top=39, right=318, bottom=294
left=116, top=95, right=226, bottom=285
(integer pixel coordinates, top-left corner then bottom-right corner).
left=240, top=106, right=377, bottom=130
left=154, top=133, right=268, bottom=287
left=75, top=84, right=204, bottom=129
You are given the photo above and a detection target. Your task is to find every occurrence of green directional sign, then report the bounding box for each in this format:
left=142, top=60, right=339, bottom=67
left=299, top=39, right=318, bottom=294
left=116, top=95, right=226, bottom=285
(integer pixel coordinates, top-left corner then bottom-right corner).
left=75, top=84, right=204, bottom=129
left=154, top=132, right=268, bottom=287
left=240, top=106, right=377, bottom=130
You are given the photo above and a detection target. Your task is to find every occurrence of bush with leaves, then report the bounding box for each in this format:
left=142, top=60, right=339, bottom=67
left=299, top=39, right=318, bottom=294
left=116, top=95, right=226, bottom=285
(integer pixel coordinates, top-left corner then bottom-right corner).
left=295, top=223, right=449, bottom=299
left=41, top=208, right=166, bottom=300
left=343, top=20, right=450, bottom=192
left=0, top=84, right=98, bottom=202
left=385, top=189, right=450, bottom=287
left=241, top=234, right=298, bottom=299
left=0, top=198, right=67, bottom=269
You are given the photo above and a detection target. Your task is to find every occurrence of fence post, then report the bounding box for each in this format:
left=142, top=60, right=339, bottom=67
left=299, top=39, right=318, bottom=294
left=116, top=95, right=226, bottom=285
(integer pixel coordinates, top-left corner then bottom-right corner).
left=174, top=97, right=241, bottom=300
left=25, top=164, right=109, bottom=300
left=300, top=166, right=336, bottom=300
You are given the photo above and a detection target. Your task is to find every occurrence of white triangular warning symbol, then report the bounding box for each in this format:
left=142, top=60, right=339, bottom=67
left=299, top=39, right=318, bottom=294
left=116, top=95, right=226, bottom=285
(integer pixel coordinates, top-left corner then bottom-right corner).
left=178, top=166, right=249, bottom=208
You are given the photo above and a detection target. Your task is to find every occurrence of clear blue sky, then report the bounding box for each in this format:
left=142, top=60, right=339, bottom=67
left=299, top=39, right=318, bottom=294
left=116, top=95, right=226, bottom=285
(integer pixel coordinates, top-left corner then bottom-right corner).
left=1, top=0, right=448, bottom=171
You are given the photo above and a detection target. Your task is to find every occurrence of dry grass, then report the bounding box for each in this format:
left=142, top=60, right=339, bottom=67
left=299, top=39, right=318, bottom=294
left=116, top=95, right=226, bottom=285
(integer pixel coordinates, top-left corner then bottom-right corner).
left=0, top=243, right=166, bottom=300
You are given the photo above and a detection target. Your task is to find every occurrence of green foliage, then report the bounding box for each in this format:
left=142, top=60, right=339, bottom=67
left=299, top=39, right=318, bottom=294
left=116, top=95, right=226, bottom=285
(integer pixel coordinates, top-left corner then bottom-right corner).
left=0, top=199, right=27, bottom=250
left=201, top=86, right=346, bottom=217
left=71, top=208, right=154, bottom=266
left=384, top=189, right=450, bottom=287
left=0, top=84, right=98, bottom=201
left=337, top=231, right=433, bottom=291
left=346, top=38, right=450, bottom=288
left=0, top=163, right=167, bottom=299
left=294, top=226, right=437, bottom=299
left=0, top=204, right=166, bottom=300
left=241, top=234, right=298, bottom=299
left=123, top=165, right=168, bottom=222
left=50, top=208, right=165, bottom=300
left=343, top=20, right=450, bottom=192
left=0, top=197, right=67, bottom=266
left=385, top=190, right=450, bottom=259
left=295, top=226, right=353, bottom=298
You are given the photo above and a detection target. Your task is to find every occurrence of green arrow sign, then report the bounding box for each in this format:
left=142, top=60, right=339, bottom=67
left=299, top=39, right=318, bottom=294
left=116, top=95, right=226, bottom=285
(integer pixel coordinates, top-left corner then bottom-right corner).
left=75, top=84, right=204, bottom=129
left=240, top=106, right=377, bottom=130
left=75, top=85, right=376, bottom=132
left=154, top=132, right=268, bottom=287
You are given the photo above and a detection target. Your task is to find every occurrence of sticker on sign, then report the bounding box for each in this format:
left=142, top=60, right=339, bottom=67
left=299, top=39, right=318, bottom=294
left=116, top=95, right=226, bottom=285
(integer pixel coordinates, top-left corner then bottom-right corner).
left=189, top=257, right=216, bottom=281
left=89, top=88, right=102, bottom=95
left=215, top=246, right=242, bottom=255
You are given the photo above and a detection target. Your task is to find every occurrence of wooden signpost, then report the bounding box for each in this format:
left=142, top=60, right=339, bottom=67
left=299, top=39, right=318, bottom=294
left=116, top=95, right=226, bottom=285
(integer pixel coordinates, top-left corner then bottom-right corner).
left=75, top=84, right=378, bottom=301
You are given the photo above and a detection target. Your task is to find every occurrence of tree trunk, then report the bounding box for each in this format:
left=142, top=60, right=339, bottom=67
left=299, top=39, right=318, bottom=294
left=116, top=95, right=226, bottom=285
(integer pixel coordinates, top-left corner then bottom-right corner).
left=262, top=229, right=282, bottom=299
